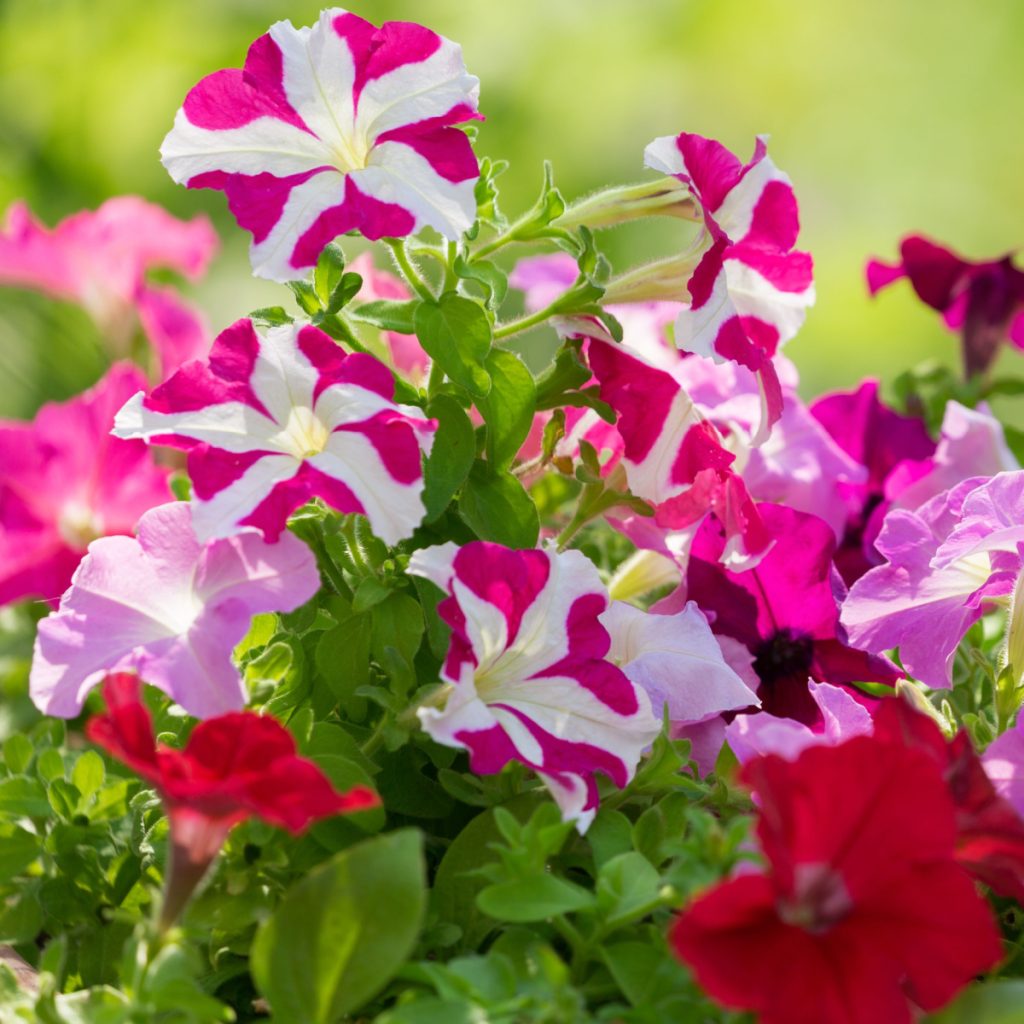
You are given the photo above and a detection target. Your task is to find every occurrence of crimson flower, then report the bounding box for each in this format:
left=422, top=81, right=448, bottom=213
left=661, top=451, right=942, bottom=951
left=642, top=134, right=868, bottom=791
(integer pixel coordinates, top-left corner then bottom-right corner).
left=874, top=698, right=1024, bottom=903
left=87, top=673, right=378, bottom=927
left=868, top=235, right=1024, bottom=377
left=685, top=503, right=900, bottom=724
left=671, top=733, right=1003, bottom=1024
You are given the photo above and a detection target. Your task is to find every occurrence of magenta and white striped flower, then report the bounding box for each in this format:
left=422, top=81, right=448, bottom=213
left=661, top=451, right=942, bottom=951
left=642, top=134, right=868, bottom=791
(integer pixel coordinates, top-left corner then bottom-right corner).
left=645, top=133, right=814, bottom=442
left=407, top=542, right=660, bottom=831
left=161, top=9, right=481, bottom=282
left=114, top=318, right=436, bottom=545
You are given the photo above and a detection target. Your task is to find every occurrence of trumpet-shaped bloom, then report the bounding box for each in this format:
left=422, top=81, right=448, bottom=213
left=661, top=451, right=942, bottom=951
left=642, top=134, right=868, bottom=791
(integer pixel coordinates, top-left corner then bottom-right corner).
left=671, top=734, right=1003, bottom=1024
left=88, top=672, right=377, bottom=925
left=407, top=542, right=660, bottom=831
left=161, top=9, right=480, bottom=282
left=602, top=600, right=759, bottom=727
left=30, top=502, right=321, bottom=720
left=687, top=503, right=900, bottom=724
left=841, top=473, right=1024, bottom=689
left=584, top=331, right=771, bottom=570
left=113, top=318, right=436, bottom=544
left=0, top=198, right=215, bottom=377
left=868, top=235, right=1024, bottom=376
left=0, top=364, right=171, bottom=607
left=645, top=133, right=814, bottom=442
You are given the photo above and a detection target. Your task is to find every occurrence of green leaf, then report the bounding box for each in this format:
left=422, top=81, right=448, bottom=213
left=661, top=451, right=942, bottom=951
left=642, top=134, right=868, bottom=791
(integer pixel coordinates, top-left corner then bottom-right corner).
left=252, top=830, right=426, bottom=1024
left=454, top=253, right=508, bottom=307
left=315, top=614, right=371, bottom=704
left=413, top=293, right=492, bottom=398
left=0, top=826, right=40, bottom=879
left=477, top=350, right=536, bottom=469
left=289, top=280, right=322, bottom=317
left=314, top=242, right=346, bottom=310
left=349, top=299, right=419, bottom=334
left=36, top=748, right=65, bottom=784
left=458, top=462, right=539, bottom=548
left=2, top=734, right=33, bottom=775
left=586, top=809, right=634, bottom=870
left=422, top=395, right=477, bottom=521
left=352, top=576, right=392, bottom=612
left=596, top=852, right=662, bottom=928
left=249, top=305, right=293, bottom=327
left=477, top=875, right=595, bottom=922
left=71, top=750, right=105, bottom=799
left=371, top=592, right=424, bottom=695
left=926, top=980, right=1024, bottom=1023
left=0, top=776, right=51, bottom=818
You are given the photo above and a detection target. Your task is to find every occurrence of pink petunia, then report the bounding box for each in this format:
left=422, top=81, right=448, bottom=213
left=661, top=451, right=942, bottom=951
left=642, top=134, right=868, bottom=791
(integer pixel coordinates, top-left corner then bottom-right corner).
left=161, top=9, right=481, bottom=282
left=407, top=542, right=661, bottom=831
left=841, top=472, right=1024, bottom=689
left=868, top=234, right=1024, bottom=376
left=0, top=364, right=172, bottom=608
left=30, top=502, right=321, bottom=720
left=644, top=133, right=814, bottom=443
left=0, top=198, right=216, bottom=377
left=113, top=318, right=436, bottom=545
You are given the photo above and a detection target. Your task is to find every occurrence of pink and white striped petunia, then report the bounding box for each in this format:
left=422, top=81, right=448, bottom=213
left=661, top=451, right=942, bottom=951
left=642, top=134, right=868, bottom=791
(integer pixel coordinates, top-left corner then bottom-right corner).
left=644, top=133, right=814, bottom=442
left=161, top=9, right=481, bottom=282
left=113, top=318, right=436, bottom=545
left=407, top=542, right=661, bottom=831
left=30, top=502, right=321, bottom=720
left=580, top=325, right=771, bottom=570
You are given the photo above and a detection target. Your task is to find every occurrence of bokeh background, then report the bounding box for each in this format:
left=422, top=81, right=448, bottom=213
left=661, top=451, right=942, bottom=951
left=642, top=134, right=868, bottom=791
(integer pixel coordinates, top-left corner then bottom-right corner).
left=1, top=0, right=1022, bottom=417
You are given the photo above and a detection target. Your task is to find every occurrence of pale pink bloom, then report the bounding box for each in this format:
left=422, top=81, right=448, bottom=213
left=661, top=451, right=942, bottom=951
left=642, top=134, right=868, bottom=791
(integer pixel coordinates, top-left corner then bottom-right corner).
left=982, top=725, right=1024, bottom=818
left=30, top=502, right=320, bottom=720
left=0, top=198, right=216, bottom=376
left=407, top=542, right=660, bottom=831
left=114, top=318, right=436, bottom=545
left=0, top=364, right=171, bottom=608
left=644, top=133, right=815, bottom=442
left=161, top=9, right=480, bottom=282
left=349, top=253, right=429, bottom=385
left=725, top=682, right=873, bottom=765
left=842, top=473, right=1024, bottom=688
left=602, top=599, right=758, bottom=727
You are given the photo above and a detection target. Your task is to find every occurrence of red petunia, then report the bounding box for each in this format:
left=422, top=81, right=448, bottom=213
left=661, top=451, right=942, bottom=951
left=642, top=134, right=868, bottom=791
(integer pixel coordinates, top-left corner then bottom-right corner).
left=671, top=733, right=1003, bottom=1024
left=88, top=673, right=379, bottom=926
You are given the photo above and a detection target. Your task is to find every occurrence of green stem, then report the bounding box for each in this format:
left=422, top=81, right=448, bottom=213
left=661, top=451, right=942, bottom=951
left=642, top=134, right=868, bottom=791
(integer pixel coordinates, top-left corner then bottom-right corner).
left=552, top=916, right=592, bottom=984
left=493, top=283, right=583, bottom=342
left=443, top=239, right=459, bottom=292
left=554, top=510, right=590, bottom=553
left=360, top=714, right=391, bottom=758
left=427, top=359, right=445, bottom=397
left=386, top=238, right=435, bottom=302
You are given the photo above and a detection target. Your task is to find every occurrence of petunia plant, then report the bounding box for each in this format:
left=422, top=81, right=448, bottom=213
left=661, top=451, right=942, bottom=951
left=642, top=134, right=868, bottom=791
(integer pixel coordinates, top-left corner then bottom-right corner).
left=2, top=6, right=1024, bottom=1024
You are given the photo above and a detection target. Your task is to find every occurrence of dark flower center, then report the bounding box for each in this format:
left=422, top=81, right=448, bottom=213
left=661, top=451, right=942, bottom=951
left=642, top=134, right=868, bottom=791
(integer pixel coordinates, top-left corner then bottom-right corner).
left=752, top=628, right=817, bottom=722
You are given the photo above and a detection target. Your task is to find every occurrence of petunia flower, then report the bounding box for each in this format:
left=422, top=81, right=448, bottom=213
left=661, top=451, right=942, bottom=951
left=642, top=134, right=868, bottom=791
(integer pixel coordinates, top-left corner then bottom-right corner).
left=113, top=318, right=436, bottom=545
left=30, top=502, right=321, bottom=720
left=644, top=132, right=815, bottom=442
left=87, top=672, right=378, bottom=929
left=161, top=8, right=481, bottom=282
left=671, top=733, right=1003, bottom=1024
left=868, top=234, right=1024, bottom=376
left=841, top=472, right=1024, bottom=689
left=407, top=541, right=661, bottom=831
left=0, top=363, right=171, bottom=608
left=725, top=681, right=873, bottom=765
left=0, top=198, right=216, bottom=377
left=601, top=599, right=759, bottom=730
left=685, top=503, right=901, bottom=724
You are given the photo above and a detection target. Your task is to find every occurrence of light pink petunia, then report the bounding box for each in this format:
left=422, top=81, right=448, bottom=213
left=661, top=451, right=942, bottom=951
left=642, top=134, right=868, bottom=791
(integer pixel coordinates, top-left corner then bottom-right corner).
left=161, top=8, right=481, bottom=282
left=725, top=682, right=874, bottom=765
left=982, top=724, right=1024, bottom=819
left=0, top=364, right=172, bottom=608
left=0, top=198, right=216, bottom=376
left=30, top=502, right=321, bottom=720
left=842, top=473, right=1024, bottom=689
left=113, top=318, right=436, bottom=545
left=602, top=599, right=759, bottom=727
left=644, top=133, right=814, bottom=442
left=407, top=541, right=661, bottom=831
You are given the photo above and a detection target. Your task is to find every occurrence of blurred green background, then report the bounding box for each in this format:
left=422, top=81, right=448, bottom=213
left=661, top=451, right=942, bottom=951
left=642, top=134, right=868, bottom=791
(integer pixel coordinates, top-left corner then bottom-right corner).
left=1, top=0, right=1022, bottom=419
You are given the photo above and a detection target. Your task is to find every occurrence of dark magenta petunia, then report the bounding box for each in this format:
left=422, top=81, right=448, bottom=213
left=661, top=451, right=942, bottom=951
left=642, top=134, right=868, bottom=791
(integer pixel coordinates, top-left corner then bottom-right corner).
left=88, top=673, right=378, bottom=927
left=686, top=503, right=900, bottom=724
left=868, top=235, right=1024, bottom=377
left=671, top=732, right=1003, bottom=1024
